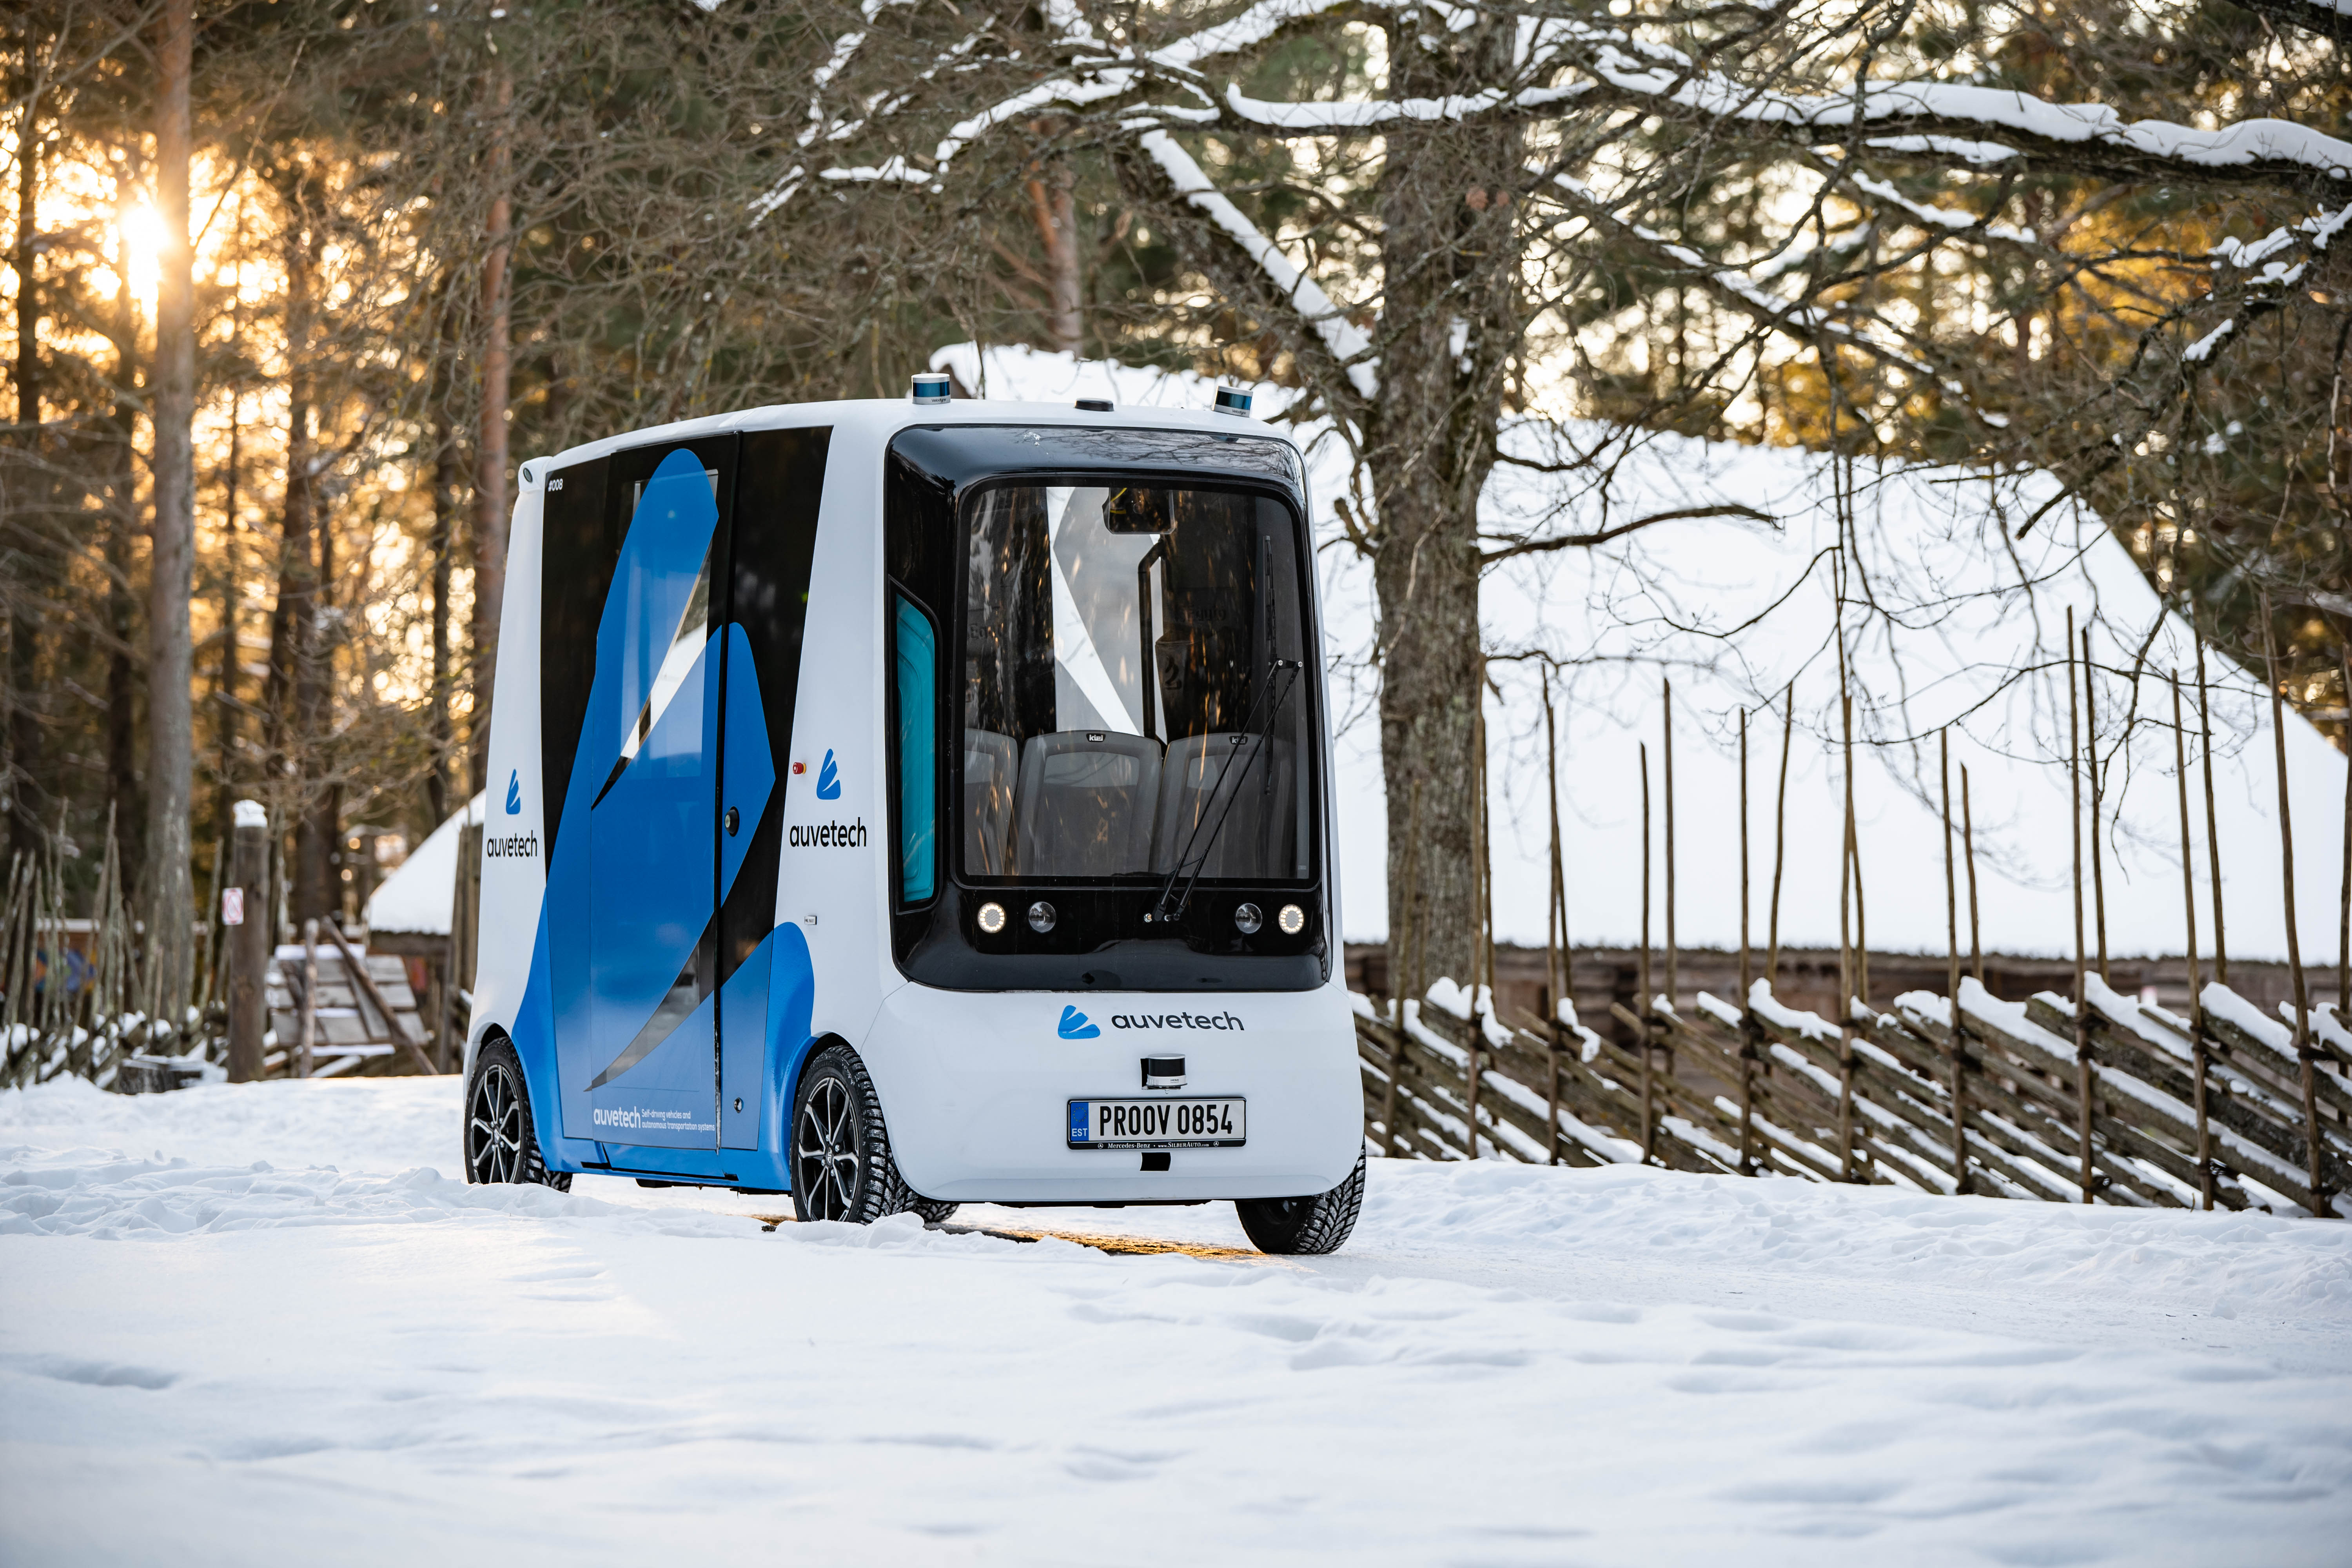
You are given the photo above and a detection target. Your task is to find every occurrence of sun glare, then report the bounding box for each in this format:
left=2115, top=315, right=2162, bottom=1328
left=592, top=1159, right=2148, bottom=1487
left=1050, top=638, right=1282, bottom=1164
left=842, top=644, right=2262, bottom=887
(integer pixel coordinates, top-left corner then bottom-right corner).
left=118, top=199, right=164, bottom=312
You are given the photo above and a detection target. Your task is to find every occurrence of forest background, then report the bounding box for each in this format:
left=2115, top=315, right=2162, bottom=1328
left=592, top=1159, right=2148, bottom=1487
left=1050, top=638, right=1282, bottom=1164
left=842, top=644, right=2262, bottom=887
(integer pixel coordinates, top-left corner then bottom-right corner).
left=5, top=0, right=2349, bottom=1032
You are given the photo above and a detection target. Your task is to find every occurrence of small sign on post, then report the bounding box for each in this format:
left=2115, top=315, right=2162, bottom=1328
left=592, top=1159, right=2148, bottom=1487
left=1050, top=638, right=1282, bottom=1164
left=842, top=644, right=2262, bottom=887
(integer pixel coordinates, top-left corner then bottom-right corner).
left=227, top=799, right=271, bottom=1083
left=221, top=886, right=245, bottom=927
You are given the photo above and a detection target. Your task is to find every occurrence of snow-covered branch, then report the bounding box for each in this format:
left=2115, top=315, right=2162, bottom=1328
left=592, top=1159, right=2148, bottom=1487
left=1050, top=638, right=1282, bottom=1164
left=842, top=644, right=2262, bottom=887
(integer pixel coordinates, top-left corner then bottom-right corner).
left=1552, top=23, right=2352, bottom=191
left=1133, top=129, right=1379, bottom=400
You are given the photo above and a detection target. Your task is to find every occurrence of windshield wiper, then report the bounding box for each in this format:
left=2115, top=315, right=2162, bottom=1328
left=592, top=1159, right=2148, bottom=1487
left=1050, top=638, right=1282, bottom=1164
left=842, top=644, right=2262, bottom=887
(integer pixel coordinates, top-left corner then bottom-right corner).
left=1151, top=657, right=1303, bottom=926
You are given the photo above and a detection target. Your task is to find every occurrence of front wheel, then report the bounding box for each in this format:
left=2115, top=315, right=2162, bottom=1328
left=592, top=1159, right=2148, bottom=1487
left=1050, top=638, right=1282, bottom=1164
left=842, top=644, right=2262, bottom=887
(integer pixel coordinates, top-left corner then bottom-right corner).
left=790, top=1044, right=924, bottom=1223
left=1235, top=1154, right=1365, bottom=1255
left=465, top=1038, right=572, bottom=1191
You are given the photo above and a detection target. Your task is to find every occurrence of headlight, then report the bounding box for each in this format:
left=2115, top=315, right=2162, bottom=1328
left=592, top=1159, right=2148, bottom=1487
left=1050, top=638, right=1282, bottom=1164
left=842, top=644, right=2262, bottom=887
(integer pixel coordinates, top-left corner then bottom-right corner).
left=976, top=901, right=1006, bottom=934
left=1027, top=901, right=1057, bottom=933
left=1277, top=903, right=1306, bottom=935
left=1233, top=902, right=1263, bottom=935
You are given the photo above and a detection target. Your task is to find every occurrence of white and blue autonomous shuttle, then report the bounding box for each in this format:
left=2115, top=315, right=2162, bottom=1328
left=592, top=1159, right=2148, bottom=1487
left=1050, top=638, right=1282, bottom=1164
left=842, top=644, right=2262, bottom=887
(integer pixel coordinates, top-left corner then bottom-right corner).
left=460, top=378, right=1366, bottom=1253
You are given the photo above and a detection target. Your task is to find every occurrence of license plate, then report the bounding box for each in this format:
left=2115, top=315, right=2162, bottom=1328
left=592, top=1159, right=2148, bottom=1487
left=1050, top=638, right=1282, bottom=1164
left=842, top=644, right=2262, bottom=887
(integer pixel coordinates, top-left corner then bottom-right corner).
left=1067, top=1096, right=1245, bottom=1149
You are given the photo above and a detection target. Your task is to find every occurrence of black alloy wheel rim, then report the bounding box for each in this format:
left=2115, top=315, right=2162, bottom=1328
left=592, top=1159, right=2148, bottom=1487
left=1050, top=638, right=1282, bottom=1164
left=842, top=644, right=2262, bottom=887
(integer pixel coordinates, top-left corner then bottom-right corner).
left=795, top=1077, right=860, bottom=1220
left=468, top=1062, right=527, bottom=1183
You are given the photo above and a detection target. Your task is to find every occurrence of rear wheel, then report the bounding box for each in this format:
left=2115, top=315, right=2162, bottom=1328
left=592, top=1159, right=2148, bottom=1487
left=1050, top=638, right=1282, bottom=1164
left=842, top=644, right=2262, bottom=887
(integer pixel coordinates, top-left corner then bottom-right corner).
left=465, top=1038, right=571, bottom=1191
left=790, top=1045, right=924, bottom=1223
left=1235, top=1153, right=1364, bottom=1255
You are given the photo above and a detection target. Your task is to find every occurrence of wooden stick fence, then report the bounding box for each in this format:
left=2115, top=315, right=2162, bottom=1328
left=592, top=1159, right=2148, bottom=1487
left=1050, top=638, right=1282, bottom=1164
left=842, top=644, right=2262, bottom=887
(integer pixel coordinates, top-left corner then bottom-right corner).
left=1356, top=968, right=2350, bottom=1215
left=1369, top=618, right=2350, bottom=1218
left=0, top=812, right=160, bottom=1090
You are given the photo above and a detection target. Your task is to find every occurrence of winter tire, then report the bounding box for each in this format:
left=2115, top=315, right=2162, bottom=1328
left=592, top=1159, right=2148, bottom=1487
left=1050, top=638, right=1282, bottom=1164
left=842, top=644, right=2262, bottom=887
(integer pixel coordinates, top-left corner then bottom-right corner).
left=1235, top=1152, right=1364, bottom=1255
left=909, top=1196, right=960, bottom=1225
left=465, top=1038, right=572, bottom=1191
left=790, top=1044, right=922, bottom=1223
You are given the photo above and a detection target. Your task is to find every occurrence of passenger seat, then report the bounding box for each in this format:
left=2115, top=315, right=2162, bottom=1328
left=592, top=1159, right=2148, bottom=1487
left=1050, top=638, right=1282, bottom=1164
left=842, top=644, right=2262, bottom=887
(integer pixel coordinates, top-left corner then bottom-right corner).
left=1152, top=733, right=1295, bottom=879
left=1013, top=732, right=1163, bottom=877
left=962, top=729, right=1018, bottom=875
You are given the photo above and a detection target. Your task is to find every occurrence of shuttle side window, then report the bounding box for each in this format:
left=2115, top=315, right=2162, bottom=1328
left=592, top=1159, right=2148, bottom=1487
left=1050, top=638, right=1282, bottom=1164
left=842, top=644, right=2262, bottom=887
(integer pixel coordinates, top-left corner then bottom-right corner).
left=893, top=590, right=940, bottom=904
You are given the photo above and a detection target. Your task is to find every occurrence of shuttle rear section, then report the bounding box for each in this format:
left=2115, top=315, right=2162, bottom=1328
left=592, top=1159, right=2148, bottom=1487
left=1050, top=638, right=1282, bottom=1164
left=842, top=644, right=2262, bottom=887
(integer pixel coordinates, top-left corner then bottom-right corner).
left=463, top=395, right=1365, bottom=1251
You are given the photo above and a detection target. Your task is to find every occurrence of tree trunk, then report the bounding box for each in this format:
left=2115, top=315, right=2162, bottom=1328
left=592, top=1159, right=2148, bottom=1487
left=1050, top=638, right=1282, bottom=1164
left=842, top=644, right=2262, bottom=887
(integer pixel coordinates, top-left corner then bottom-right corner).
left=1369, top=19, right=1524, bottom=997
left=268, top=209, right=324, bottom=922
left=294, top=503, right=336, bottom=926
left=470, top=67, right=515, bottom=796
left=427, top=286, right=459, bottom=825
left=213, top=382, right=241, bottom=837
left=103, top=239, right=145, bottom=888
left=146, top=0, right=198, bottom=1014
left=11, top=73, right=33, bottom=436
left=1028, top=154, right=1082, bottom=355
left=8, top=67, right=45, bottom=869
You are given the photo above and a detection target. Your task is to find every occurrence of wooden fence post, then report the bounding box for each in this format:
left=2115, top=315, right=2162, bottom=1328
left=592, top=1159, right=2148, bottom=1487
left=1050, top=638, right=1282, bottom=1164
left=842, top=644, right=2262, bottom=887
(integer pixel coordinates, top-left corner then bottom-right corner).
left=1837, top=602, right=1858, bottom=1181
left=1737, top=706, right=1756, bottom=1175
left=2171, top=671, right=2214, bottom=1210
left=2197, top=633, right=2228, bottom=985
left=2261, top=596, right=2333, bottom=1218
left=1768, top=680, right=1793, bottom=992
left=2068, top=611, right=2096, bottom=1203
left=1639, top=742, right=1655, bottom=1164
left=297, top=918, right=319, bottom=1081
left=2083, top=625, right=2110, bottom=980
left=227, top=800, right=270, bottom=1083
left=1544, top=677, right=1568, bottom=1166
left=1466, top=672, right=1491, bottom=1160
left=1962, top=762, right=1983, bottom=983
left=1942, top=728, right=1971, bottom=1194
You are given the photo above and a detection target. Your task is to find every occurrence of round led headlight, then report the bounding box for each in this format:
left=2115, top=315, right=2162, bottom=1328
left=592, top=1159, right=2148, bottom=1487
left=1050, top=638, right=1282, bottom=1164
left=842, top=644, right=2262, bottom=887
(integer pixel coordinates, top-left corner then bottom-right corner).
left=1233, top=902, right=1263, bottom=935
left=976, top=901, right=1006, bottom=934
left=1027, top=900, right=1057, bottom=933
left=1277, top=903, right=1306, bottom=935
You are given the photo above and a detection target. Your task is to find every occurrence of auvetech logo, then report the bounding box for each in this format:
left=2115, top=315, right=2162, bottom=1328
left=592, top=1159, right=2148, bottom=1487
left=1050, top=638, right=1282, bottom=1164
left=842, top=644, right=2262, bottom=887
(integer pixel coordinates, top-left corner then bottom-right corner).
left=1053, top=1007, right=1244, bottom=1038
left=1109, top=1011, right=1246, bottom=1032
left=485, top=828, right=539, bottom=860
left=816, top=749, right=842, bottom=800
left=505, top=770, right=522, bottom=814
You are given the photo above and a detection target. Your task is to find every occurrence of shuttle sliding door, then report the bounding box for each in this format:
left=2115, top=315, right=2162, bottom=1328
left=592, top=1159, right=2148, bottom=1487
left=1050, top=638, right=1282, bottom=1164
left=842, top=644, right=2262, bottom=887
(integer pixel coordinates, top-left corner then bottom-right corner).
left=548, top=437, right=739, bottom=1150
left=540, top=429, right=828, bottom=1158
left=715, top=428, right=829, bottom=1150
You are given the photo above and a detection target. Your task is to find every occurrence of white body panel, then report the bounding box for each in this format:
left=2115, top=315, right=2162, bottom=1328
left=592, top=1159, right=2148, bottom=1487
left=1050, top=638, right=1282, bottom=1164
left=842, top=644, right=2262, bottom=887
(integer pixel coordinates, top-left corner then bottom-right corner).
left=870, top=976, right=1362, bottom=1202
left=467, top=479, right=545, bottom=1081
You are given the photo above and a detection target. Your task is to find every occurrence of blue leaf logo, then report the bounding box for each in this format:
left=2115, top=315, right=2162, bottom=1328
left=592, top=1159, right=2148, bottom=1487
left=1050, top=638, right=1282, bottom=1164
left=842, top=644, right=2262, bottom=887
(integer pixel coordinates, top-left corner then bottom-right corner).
left=504, top=771, right=522, bottom=815
left=1058, top=1005, right=1100, bottom=1040
left=816, top=749, right=842, bottom=800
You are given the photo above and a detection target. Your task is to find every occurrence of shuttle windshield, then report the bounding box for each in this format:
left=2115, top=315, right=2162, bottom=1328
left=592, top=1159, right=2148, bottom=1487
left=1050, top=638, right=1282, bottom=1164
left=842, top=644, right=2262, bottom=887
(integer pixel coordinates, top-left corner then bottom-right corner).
left=957, top=484, right=1312, bottom=887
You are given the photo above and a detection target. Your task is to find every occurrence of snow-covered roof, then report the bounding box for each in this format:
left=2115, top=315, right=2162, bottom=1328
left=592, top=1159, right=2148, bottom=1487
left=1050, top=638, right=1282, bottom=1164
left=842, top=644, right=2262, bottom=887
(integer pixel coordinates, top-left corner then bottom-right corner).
left=940, top=343, right=2346, bottom=963
left=363, top=792, right=485, bottom=936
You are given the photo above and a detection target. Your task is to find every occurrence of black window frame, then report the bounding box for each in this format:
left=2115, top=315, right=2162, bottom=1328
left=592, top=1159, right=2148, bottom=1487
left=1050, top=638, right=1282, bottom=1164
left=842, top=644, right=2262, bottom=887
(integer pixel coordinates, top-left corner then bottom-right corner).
left=882, top=423, right=1331, bottom=994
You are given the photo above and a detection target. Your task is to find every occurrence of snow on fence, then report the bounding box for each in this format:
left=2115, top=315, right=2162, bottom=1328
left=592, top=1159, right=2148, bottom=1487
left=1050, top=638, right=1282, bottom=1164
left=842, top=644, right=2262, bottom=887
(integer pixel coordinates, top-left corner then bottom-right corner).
left=1352, top=974, right=2350, bottom=1217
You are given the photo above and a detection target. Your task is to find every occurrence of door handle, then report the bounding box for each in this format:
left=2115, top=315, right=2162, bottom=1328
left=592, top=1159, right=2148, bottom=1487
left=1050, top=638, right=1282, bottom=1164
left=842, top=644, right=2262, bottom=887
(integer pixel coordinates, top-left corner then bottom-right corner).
left=725, top=806, right=740, bottom=836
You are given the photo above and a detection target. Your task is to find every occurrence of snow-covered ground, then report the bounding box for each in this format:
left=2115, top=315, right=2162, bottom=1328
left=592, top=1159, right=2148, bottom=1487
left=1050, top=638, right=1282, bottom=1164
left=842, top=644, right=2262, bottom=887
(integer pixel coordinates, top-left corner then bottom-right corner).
left=6, top=1079, right=2350, bottom=1565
